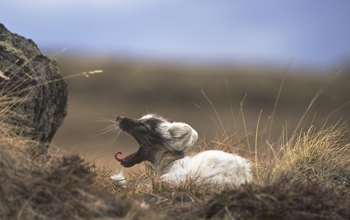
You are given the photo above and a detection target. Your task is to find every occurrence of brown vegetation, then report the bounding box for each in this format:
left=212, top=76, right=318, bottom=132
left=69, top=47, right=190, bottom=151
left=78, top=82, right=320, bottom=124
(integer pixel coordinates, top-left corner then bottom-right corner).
left=1, top=57, right=350, bottom=219
left=0, top=126, right=150, bottom=219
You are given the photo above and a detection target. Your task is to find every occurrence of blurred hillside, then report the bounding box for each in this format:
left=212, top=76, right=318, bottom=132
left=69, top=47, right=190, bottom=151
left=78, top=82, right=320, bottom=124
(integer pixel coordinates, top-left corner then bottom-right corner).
left=51, top=56, right=350, bottom=170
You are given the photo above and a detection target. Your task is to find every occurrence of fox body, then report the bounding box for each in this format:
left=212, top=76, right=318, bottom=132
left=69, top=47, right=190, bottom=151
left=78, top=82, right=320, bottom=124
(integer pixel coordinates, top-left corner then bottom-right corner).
left=112, top=114, right=252, bottom=187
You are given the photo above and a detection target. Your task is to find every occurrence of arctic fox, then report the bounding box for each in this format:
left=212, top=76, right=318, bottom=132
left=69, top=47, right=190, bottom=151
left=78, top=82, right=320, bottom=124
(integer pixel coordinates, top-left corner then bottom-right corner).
left=111, top=114, right=252, bottom=187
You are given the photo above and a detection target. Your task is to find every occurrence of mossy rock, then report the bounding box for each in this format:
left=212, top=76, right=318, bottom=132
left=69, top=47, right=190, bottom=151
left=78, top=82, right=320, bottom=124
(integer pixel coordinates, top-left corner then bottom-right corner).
left=0, top=23, right=68, bottom=147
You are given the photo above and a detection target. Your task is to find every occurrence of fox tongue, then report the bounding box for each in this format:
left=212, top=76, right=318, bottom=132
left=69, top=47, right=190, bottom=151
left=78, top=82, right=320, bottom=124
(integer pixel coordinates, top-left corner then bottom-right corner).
left=115, top=151, right=137, bottom=162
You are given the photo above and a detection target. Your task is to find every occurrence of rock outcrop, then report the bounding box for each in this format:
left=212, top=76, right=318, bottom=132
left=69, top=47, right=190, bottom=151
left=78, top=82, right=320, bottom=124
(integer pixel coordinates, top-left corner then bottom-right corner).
left=0, top=23, right=68, bottom=147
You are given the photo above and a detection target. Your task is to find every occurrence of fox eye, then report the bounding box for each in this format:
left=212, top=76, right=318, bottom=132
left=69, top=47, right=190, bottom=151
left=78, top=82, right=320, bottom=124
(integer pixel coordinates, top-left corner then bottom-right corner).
left=139, top=122, right=148, bottom=130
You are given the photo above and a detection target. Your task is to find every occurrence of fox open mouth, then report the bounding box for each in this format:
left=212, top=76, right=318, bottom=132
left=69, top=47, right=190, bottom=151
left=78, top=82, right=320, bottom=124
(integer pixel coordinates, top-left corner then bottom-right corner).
left=114, top=151, right=138, bottom=163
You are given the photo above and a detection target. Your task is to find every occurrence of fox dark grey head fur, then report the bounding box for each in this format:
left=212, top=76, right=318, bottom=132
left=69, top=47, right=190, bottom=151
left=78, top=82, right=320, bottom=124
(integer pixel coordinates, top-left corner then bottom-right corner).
left=115, top=114, right=198, bottom=173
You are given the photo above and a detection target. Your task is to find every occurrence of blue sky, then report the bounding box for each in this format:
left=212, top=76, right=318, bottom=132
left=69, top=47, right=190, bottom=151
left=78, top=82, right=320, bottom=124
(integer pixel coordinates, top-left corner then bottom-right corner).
left=1, top=0, right=350, bottom=68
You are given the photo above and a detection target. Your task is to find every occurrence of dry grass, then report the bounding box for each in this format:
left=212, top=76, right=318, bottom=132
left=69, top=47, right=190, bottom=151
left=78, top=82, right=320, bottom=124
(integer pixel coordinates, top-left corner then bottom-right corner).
left=1, top=59, right=350, bottom=219
left=187, top=177, right=350, bottom=220
left=266, top=123, right=350, bottom=189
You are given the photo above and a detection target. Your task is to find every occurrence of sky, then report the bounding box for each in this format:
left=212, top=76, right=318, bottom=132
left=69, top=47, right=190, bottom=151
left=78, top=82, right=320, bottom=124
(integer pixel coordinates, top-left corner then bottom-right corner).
left=1, top=0, right=350, bottom=68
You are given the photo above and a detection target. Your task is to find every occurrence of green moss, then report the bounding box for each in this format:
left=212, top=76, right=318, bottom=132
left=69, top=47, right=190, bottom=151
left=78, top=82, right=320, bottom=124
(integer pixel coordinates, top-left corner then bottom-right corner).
left=0, top=40, right=27, bottom=60
left=51, top=58, right=62, bottom=76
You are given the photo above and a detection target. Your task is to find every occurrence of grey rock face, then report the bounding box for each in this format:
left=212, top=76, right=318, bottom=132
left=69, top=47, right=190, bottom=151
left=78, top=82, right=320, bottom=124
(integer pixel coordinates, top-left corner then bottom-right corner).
left=0, top=23, right=68, bottom=147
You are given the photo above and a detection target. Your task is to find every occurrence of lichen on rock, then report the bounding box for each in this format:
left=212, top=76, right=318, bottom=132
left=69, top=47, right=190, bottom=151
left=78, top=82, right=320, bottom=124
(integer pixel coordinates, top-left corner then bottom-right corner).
left=51, top=58, right=62, bottom=76
left=0, top=39, right=27, bottom=60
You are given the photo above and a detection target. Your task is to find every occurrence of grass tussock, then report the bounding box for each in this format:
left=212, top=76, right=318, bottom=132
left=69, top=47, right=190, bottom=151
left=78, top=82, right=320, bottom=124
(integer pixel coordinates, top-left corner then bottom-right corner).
left=265, top=123, right=350, bottom=191
left=0, top=130, right=151, bottom=220
left=187, top=177, right=350, bottom=220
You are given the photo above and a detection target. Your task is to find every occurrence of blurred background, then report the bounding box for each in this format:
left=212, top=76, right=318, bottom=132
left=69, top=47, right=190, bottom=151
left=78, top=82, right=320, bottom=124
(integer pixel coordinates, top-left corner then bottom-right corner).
left=2, top=1, right=350, bottom=170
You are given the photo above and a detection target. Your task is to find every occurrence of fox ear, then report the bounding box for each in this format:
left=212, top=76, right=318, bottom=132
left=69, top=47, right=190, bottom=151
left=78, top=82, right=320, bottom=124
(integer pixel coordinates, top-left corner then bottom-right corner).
left=163, top=122, right=198, bottom=152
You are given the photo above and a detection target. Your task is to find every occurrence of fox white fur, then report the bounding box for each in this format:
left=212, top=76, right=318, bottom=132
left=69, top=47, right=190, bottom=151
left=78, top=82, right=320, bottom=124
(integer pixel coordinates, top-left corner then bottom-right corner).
left=112, top=114, right=252, bottom=187
left=110, top=169, right=126, bottom=186
left=161, top=150, right=252, bottom=186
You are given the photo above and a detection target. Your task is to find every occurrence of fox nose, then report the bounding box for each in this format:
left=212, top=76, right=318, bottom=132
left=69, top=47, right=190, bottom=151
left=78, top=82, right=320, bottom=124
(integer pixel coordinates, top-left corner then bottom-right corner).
left=116, top=116, right=123, bottom=122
